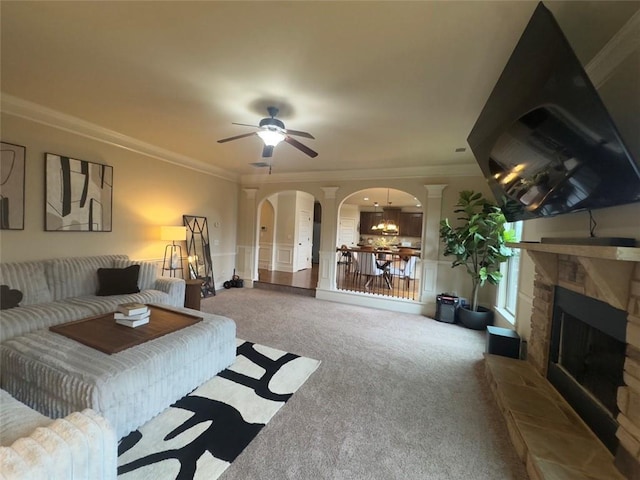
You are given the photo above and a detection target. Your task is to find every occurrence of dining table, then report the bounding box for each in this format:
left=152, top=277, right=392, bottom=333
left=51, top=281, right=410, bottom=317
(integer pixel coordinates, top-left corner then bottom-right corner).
left=337, top=246, right=420, bottom=289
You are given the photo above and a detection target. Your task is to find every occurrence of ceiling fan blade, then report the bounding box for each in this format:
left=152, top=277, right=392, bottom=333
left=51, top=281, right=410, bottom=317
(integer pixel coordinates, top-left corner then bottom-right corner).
left=232, top=122, right=259, bottom=128
left=286, top=129, right=315, bottom=140
left=284, top=136, right=318, bottom=158
left=262, top=145, right=274, bottom=158
left=217, top=132, right=257, bottom=143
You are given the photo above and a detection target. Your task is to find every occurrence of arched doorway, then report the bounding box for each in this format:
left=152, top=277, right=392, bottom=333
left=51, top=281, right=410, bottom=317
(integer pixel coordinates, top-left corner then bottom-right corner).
left=255, top=190, right=321, bottom=291
left=336, top=187, right=423, bottom=300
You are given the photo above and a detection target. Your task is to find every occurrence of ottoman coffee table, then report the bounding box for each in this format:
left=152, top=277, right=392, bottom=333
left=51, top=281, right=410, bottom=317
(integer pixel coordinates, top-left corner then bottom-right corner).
left=0, top=305, right=236, bottom=439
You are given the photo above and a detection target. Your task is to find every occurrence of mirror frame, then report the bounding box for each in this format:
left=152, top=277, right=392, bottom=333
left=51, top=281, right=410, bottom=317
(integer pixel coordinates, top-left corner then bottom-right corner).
left=183, top=215, right=216, bottom=297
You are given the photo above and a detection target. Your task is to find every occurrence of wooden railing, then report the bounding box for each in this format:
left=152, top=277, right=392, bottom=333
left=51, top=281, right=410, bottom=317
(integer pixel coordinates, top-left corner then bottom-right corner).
left=336, top=247, right=420, bottom=300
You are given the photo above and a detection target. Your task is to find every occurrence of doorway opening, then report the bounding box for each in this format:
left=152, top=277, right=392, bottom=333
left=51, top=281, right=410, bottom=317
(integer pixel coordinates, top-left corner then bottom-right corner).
left=336, top=188, right=423, bottom=301
left=255, top=190, right=320, bottom=292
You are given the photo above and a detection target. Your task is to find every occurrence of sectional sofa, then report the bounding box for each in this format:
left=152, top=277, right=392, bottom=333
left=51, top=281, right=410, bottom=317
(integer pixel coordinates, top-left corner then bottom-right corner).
left=0, top=388, right=117, bottom=480
left=0, top=254, right=185, bottom=343
left=0, top=254, right=236, bottom=479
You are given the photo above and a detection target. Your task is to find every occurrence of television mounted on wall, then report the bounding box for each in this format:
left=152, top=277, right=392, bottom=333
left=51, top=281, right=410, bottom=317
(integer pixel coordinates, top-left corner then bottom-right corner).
left=467, top=2, right=640, bottom=223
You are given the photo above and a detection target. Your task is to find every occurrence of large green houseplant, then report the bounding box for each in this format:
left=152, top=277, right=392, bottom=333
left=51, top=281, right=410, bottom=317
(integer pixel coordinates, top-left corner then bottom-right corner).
left=439, top=190, right=515, bottom=328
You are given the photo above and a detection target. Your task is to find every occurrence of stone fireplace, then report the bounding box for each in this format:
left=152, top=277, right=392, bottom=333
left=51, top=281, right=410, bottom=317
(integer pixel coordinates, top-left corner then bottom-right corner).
left=547, top=285, right=627, bottom=453
left=519, top=242, right=640, bottom=478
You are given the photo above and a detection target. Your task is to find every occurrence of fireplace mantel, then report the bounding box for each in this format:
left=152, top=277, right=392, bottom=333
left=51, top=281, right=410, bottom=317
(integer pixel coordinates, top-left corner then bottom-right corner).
left=508, top=242, right=640, bottom=311
left=507, top=241, right=640, bottom=261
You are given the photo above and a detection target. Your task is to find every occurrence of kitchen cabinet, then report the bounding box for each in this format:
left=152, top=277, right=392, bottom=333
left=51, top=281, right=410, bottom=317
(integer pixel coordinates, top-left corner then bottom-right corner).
left=360, top=211, right=422, bottom=237
left=399, top=212, right=423, bottom=237
left=382, top=208, right=401, bottom=227
left=359, top=212, right=384, bottom=234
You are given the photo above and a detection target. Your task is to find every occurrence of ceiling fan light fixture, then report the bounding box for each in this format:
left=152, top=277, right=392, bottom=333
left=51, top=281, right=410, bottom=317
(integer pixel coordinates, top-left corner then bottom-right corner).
left=218, top=107, right=317, bottom=160
left=257, top=128, right=286, bottom=147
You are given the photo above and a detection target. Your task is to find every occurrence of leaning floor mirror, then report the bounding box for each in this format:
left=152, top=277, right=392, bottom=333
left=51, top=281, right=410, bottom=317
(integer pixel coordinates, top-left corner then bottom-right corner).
left=183, top=215, right=216, bottom=297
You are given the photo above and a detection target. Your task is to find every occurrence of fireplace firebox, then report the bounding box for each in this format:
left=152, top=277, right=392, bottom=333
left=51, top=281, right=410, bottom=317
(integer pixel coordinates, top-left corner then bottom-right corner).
left=548, top=286, right=627, bottom=453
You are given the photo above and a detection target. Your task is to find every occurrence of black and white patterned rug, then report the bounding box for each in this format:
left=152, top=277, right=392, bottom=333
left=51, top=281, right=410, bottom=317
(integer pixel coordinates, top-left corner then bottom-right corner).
left=117, top=340, right=320, bottom=479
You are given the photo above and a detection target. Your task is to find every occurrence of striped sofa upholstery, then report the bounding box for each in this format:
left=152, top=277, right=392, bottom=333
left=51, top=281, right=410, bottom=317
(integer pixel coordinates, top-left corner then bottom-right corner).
left=0, top=255, right=185, bottom=343
left=0, top=255, right=186, bottom=478
left=0, top=389, right=116, bottom=480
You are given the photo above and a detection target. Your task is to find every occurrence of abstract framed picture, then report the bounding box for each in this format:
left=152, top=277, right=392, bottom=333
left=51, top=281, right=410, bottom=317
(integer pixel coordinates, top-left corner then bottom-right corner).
left=45, top=153, right=113, bottom=231
left=0, top=142, right=26, bottom=230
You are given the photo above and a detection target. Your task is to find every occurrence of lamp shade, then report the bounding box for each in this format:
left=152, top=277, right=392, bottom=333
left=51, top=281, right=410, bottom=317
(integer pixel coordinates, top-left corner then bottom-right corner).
left=160, top=226, right=186, bottom=241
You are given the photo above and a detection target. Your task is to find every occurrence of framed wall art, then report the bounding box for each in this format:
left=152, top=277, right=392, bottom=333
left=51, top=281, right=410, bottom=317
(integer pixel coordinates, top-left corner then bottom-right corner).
left=45, top=153, right=113, bottom=232
left=0, top=142, right=26, bottom=230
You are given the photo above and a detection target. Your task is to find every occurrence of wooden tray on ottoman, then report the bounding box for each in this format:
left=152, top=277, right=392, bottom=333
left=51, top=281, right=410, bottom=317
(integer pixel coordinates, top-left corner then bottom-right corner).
left=50, top=305, right=202, bottom=354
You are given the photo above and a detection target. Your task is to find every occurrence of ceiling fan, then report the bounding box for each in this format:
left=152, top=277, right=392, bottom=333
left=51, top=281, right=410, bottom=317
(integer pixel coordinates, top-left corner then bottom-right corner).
left=217, top=106, right=318, bottom=159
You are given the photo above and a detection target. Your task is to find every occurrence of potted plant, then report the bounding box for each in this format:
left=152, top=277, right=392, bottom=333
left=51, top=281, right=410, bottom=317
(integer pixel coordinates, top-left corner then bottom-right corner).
left=439, top=190, right=515, bottom=329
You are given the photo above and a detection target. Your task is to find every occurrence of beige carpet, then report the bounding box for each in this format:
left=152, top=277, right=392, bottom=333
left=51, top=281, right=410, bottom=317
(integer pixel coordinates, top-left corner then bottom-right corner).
left=202, top=288, right=527, bottom=480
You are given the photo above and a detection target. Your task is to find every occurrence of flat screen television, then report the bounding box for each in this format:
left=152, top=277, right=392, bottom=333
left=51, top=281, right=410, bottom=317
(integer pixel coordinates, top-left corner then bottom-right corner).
left=467, top=2, right=640, bottom=222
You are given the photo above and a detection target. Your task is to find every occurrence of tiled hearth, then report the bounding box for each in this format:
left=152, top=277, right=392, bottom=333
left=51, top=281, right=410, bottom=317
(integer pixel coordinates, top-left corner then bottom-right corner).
left=515, top=242, right=640, bottom=478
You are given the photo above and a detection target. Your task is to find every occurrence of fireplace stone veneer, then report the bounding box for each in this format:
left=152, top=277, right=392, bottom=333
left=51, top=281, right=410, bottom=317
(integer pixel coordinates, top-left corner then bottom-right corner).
left=511, top=242, right=640, bottom=478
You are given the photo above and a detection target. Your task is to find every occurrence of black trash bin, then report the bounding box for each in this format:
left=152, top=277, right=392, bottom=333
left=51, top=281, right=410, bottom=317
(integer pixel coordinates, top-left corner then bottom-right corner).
left=435, top=294, right=459, bottom=323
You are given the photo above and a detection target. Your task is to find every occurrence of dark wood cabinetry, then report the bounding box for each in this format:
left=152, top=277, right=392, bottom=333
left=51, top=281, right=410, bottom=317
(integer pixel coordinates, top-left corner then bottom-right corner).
left=383, top=208, right=400, bottom=227
left=359, top=211, right=384, bottom=234
left=360, top=210, right=422, bottom=237
left=399, top=212, right=423, bottom=237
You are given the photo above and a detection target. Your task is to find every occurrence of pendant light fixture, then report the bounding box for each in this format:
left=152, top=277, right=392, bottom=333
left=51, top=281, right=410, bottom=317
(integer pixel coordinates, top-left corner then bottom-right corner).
left=370, top=189, right=399, bottom=235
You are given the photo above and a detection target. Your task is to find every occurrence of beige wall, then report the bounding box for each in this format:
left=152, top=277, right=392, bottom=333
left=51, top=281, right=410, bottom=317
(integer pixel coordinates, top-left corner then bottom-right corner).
left=0, top=114, right=239, bottom=287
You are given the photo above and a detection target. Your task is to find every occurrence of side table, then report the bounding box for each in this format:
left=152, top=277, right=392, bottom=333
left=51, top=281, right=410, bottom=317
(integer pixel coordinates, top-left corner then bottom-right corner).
left=184, top=279, right=204, bottom=310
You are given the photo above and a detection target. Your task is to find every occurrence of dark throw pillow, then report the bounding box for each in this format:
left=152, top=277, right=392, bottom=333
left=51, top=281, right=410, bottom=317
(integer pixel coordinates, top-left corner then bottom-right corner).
left=96, top=265, right=141, bottom=296
left=0, top=284, right=23, bottom=310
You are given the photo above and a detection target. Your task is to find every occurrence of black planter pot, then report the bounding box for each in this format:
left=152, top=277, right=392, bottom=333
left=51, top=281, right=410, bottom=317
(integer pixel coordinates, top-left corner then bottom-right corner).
left=458, top=305, right=494, bottom=330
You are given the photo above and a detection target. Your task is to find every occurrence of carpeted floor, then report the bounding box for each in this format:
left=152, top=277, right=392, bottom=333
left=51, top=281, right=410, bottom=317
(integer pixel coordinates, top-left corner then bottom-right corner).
left=202, top=288, right=528, bottom=480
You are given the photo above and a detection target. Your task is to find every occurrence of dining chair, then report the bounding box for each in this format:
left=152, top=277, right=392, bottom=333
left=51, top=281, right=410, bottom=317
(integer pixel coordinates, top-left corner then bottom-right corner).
left=389, top=255, right=417, bottom=289
left=349, top=251, right=359, bottom=278
left=338, top=248, right=352, bottom=270
left=359, top=252, right=389, bottom=290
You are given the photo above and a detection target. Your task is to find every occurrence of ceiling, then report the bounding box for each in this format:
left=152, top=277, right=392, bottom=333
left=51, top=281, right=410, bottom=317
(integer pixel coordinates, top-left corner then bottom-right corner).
left=1, top=1, right=638, bottom=180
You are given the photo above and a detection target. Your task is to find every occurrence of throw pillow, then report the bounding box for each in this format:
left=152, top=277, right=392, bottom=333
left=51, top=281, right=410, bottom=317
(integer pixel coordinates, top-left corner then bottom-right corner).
left=1, top=261, right=52, bottom=305
left=114, top=259, right=158, bottom=291
left=96, top=265, right=141, bottom=296
left=0, top=285, right=23, bottom=310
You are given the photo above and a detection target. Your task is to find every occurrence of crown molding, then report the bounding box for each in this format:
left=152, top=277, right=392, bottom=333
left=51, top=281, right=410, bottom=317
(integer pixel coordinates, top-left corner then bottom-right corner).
left=239, top=163, right=482, bottom=185
left=321, top=186, right=340, bottom=199
left=585, top=8, right=640, bottom=88
left=425, top=184, right=448, bottom=198
left=0, top=93, right=239, bottom=182
left=242, top=188, right=258, bottom=199
left=1, top=92, right=477, bottom=185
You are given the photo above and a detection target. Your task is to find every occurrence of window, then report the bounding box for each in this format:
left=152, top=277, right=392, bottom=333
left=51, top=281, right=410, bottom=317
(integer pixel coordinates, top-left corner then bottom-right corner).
left=497, top=221, right=523, bottom=323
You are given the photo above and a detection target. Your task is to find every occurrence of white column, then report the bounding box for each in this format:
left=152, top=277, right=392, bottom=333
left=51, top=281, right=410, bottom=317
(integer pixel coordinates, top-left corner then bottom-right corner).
left=421, top=184, right=447, bottom=307
left=238, top=188, right=258, bottom=284
left=317, top=186, right=339, bottom=291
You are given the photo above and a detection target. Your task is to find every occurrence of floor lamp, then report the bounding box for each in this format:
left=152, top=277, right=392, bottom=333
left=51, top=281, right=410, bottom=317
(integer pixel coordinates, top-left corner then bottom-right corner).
left=161, top=226, right=186, bottom=277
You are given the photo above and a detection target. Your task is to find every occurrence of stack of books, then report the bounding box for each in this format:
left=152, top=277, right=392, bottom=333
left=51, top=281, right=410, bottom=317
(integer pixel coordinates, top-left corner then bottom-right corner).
left=115, top=302, right=150, bottom=327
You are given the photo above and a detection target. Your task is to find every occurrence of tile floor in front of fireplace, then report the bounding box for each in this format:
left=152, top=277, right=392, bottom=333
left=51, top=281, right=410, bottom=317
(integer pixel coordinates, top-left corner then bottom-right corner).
left=485, top=354, right=625, bottom=480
